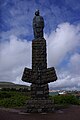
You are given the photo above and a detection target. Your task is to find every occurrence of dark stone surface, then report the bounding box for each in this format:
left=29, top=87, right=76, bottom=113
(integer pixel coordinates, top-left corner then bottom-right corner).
left=22, top=11, right=57, bottom=112
left=25, top=99, right=54, bottom=113
left=33, top=10, right=44, bottom=39
left=22, top=38, right=57, bottom=100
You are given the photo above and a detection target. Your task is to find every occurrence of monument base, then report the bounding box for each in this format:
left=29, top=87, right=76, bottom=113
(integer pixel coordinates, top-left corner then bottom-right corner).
left=25, top=99, right=54, bottom=113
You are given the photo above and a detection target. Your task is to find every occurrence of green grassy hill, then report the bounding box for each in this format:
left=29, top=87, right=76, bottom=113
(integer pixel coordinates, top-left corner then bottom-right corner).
left=0, top=82, right=30, bottom=90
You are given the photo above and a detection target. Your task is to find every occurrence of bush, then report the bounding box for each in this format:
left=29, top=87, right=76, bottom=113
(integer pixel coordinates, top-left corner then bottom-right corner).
left=50, top=95, right=80, bottom=105
left=0, top=91, right=30, bottom=108
left=0, top=91, right=80, bottom=108
left=0, top=91, right=11, bottom=99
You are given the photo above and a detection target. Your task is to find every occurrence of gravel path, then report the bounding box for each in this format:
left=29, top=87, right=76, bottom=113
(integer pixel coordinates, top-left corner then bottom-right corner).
left=0, top=105, right=80, bottom=120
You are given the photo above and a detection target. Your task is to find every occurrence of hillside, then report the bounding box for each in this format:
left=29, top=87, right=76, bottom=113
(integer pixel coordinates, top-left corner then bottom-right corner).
left=0, top=82, right=30, bottom=90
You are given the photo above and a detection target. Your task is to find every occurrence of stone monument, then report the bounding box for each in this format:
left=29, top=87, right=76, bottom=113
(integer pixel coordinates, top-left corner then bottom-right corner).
left=22, top=10, right=57, bottom=112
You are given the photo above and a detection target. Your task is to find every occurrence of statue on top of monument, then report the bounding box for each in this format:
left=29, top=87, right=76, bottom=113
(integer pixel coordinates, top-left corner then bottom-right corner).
left=33, top=10, right=44, bottom=39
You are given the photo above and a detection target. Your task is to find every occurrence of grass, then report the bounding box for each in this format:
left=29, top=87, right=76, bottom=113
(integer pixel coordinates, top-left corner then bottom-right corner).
left=0, top=91, right=30, bottom=108
left=50, top=94, right=80, bottom=105
left=0, top=90, right=80, bottom=108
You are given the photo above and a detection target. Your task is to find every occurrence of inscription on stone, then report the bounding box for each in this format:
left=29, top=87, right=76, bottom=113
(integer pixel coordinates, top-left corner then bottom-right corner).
left=37, top=91, right=43, bottom=95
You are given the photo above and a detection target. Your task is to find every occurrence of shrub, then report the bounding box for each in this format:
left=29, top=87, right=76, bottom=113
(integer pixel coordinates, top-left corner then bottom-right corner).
left=50, top=94, right=80, bottom=105
left=0, top=91, right=11, bottom=99
left=0, top=91, right=30, bottom=108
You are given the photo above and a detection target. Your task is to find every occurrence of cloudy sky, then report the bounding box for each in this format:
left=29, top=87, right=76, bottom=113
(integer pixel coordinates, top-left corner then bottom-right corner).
left=0, top=0, right=80, bottom=90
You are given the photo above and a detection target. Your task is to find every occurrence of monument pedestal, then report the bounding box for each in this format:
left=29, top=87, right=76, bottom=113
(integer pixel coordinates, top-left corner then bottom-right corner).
left=22, top=38, right=57, bottom=112
left=26, top=99, right=54, bottom=113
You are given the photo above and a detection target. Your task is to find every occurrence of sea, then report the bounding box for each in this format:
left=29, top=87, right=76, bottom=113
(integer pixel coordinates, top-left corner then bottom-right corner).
left=49, top=92, right=59, bottom=96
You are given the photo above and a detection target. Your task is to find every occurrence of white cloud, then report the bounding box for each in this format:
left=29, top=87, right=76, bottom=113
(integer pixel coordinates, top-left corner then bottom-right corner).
left=1, top=26, right=29, bottom=41
left=45, top=22, right=80, bottom=90
left=0, top=35, right=31, bottom=84
left=68, top=53, right=80, bottom=74
left=49, top=72, right=80, bottom=91
left=45, top=22, right=80, bottom=67
left=0, top=22, right=80, bottom=90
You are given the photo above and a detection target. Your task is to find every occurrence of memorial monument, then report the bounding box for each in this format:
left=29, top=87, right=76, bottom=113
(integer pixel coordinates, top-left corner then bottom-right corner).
left=22, top=10, right=57, bottom=112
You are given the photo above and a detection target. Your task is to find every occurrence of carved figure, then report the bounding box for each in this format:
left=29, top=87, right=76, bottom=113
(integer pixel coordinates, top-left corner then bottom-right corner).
left=33, top=10, right=44, bottom=38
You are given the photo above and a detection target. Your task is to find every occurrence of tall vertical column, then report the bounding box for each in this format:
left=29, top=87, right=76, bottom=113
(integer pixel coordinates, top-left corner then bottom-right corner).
left=31, top=38, right=49, bottom=99
left=32, top=38, right=47, bottom=71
